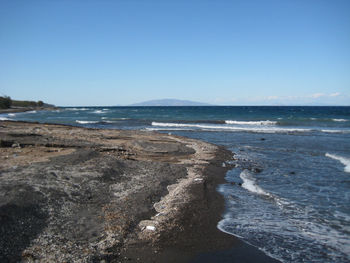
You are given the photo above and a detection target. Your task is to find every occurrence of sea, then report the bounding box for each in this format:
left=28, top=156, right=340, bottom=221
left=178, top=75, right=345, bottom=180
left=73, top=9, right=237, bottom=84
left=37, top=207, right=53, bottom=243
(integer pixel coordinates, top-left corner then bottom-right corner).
left=1, top=106, right=350, bottom=263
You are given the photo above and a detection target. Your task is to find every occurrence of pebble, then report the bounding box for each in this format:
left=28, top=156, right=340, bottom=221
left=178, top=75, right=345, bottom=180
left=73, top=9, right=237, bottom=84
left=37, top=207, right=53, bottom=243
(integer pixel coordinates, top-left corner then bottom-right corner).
left=146, top=226, right=156, bottom=231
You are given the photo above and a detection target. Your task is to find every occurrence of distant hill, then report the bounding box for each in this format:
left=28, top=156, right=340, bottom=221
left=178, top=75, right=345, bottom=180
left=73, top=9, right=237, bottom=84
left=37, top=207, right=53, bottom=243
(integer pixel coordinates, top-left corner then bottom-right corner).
left=130, top=99, right=211, bottom=106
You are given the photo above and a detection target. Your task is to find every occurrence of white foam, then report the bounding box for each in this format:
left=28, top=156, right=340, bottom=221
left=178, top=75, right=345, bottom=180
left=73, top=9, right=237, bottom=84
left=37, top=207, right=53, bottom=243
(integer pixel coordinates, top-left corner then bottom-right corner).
left=102, top=117, right=128, bottom=120
left=333, top=118, right=348, bottom=122
left=26, top=110, right=37, bottom=114
left=93, top=110, right=104, bottom=114
left=66, top=107, right=89, bottom=111
left=104, top=120, right=118, bottom=124
left=225, top=120, right=277, bottom=125
left=321, top=129, right=350, bottom=134
left=240, top=170, right=271, bottom=197
left=8, top=113, right=16, bottom=117
left=325, top=153, right=350, bottom=173
left=151, top=122, right=310, bottom=133
left=75, top=120, right=99, bottom=124
left=0, top=117, right=9, bottom=120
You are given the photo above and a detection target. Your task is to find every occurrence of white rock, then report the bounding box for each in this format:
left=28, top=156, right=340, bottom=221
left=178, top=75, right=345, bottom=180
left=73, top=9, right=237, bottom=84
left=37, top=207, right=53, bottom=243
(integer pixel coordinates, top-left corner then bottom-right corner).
left=146, top=225, right=156, bottom=231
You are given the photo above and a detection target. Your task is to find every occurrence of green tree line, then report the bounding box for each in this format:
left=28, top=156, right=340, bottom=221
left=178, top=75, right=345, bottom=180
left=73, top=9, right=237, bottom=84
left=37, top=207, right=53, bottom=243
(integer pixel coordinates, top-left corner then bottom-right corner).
left=0, top=96, right=44, bottom=109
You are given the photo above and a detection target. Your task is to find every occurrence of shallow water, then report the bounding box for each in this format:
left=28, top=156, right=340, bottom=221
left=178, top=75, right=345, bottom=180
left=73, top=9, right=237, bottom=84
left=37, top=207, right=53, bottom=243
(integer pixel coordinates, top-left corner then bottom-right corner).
left=2, top=106, right=350, bottom=262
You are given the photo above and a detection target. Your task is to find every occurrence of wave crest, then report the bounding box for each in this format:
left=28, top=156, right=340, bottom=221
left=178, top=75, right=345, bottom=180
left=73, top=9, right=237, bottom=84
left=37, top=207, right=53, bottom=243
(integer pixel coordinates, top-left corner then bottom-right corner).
left=151, top=121, right=310, bottom=133
left=239, top=170, right=271, bottom=196
left=225, top=120, right=277, bottom=125
left=75, top=120, right=99, bottom=124
left=325, top=153, right=350, bottom=173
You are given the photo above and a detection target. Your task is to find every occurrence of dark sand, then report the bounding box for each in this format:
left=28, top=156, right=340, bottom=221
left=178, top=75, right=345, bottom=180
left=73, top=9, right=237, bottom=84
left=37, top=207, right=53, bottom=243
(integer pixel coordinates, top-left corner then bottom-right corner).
left=0, top=121, right=279, bottom=262
left=120, top=149, right=280, bottom=263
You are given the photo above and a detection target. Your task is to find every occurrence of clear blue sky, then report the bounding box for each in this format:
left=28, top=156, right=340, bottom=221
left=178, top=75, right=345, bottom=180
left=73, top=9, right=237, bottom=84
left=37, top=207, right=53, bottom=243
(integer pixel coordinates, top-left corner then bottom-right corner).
left=1, top=0, right=349, bottom=106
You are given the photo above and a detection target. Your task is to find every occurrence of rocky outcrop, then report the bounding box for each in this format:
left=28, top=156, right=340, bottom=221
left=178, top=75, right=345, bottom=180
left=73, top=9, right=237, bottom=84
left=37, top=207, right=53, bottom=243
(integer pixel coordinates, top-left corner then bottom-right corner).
left=0, top=121, right=218, bottom=262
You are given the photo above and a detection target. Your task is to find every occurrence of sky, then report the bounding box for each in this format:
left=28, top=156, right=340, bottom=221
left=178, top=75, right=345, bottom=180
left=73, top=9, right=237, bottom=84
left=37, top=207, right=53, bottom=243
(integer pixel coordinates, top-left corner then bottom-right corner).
left=1, top=0, right=349, bottom=106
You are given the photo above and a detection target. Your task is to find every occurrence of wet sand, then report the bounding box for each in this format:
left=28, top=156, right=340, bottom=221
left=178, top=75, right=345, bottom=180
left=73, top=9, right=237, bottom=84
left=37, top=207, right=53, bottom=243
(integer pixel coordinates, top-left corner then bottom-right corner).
left=0, top=120, right=279, bottom=262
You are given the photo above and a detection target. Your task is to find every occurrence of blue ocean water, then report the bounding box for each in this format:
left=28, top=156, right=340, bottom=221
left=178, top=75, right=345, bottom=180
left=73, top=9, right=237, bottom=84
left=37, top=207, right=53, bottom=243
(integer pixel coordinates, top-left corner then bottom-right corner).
left=2, top=106, right=350, bottom=262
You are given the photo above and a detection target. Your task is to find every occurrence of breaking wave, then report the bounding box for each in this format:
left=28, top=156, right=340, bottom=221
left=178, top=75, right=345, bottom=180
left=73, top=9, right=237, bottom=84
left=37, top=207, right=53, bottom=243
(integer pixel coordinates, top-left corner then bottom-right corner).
left=225, top=120, right=277, bottom=125
left=325, top=153, right=350, bottom=173
left=151, top=121, right=310, bottom=133
left=75, top=120, right=99, bottom=124
left=239, top=170, right=271, bottom=197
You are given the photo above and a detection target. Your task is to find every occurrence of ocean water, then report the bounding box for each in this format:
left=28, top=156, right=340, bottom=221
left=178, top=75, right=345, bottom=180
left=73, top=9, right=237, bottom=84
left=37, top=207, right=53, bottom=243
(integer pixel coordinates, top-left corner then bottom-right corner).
left=2, top=106, right=350, bottom=262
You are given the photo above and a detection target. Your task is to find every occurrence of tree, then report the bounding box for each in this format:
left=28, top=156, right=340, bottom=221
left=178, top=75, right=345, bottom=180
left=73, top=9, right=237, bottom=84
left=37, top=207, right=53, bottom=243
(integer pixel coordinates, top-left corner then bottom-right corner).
left=37, top=100, right=44, bottom=107
left=0, top=96, right=12, bottom=109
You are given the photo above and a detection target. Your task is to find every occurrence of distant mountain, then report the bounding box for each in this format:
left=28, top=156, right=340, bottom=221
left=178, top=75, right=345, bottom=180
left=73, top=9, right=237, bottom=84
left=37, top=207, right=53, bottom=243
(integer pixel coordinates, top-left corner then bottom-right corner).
left=130, top=99, right=211, bottom=106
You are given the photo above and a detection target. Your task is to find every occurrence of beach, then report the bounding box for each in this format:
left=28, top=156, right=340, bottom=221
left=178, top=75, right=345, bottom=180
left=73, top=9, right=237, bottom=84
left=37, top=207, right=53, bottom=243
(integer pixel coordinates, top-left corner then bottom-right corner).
left=0, top=120, right=278, bottom=262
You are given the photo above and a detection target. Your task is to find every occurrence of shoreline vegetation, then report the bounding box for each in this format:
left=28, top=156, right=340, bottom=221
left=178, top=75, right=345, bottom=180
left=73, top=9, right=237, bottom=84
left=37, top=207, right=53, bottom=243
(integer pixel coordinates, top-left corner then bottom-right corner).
left=0, top=120, right=279, bottom=262
left=0, top=96, right=56, bottom=114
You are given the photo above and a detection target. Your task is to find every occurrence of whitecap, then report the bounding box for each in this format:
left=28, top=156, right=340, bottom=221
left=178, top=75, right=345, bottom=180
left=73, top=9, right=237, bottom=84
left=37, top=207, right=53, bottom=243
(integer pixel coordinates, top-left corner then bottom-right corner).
left=151, top=122, right=310, bottom=133
left=0, top=117, right=9, bottom=121
left=93, top=110, right=104, bottom=114
left=239, top=170, right=271, bottom=196
left=333, top=119, right=348, bottom=122
left=66, top=107, right=89, bottom=111
left=225, top=120, right=277, bottom=125
left=75, top=120, right=99, bottom=124
left=325, top=153, right=350, bottom=173
left=103, top=120, right=118, bottom=124
left=321, top=129, right=350, bottom=134
left=8, top=113, right=16, bottom=117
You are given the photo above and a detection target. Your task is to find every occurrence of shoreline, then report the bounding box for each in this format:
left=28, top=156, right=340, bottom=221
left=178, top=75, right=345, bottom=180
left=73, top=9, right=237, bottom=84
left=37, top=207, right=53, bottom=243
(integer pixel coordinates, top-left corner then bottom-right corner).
left=0, top=106, right=58, bottom=115
left=0, top=120, right=280, bottom=262
left=119, top=145, right=280, bottom=263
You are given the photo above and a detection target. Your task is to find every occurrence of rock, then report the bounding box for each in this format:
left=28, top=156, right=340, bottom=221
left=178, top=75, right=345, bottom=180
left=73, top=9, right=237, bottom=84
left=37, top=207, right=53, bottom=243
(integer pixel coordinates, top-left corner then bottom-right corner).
left=146, top=226, right=156, bottom=231
left=12, top=143, right=21, bottom=148
left=0, top=121, right=219, bottom=262
left=252, top=167, right=263, bottom=173
left=194, top=178, right=203, bottom=182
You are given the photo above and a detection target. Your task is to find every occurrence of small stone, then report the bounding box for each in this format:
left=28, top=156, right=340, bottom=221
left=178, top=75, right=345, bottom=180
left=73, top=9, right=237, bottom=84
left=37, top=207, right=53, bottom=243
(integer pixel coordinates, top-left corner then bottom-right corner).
left=252, top=167, right=263, bottom=173
left=146, top=225, right=156, bottom=231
